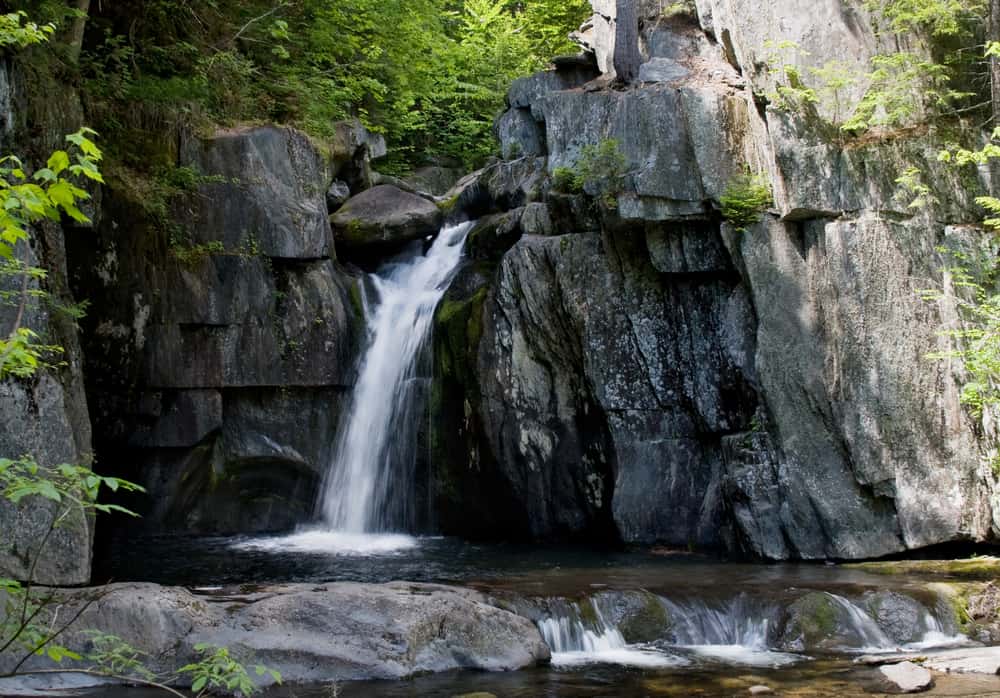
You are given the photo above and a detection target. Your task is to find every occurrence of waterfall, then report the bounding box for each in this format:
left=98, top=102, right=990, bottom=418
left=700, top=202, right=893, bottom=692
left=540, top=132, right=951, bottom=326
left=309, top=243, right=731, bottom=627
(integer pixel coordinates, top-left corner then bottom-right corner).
left=318, top=221, right=475, bottom=533
left=235, top=221, right=474, bottom=555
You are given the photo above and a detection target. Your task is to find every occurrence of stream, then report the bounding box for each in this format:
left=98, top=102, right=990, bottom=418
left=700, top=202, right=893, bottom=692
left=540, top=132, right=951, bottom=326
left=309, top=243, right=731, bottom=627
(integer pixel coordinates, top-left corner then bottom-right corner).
left=59, top=222, right=1000, bottom=697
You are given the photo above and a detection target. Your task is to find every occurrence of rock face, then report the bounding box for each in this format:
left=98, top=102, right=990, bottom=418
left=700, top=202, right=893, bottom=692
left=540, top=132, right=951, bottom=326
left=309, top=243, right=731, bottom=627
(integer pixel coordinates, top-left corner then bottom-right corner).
left=69, top=125, right=366, bottom=535
left=431, top=8, right=999, bottom=557
left=0, top=59, right=95, bottom=585
left=1, top=582, right=550, bottom=685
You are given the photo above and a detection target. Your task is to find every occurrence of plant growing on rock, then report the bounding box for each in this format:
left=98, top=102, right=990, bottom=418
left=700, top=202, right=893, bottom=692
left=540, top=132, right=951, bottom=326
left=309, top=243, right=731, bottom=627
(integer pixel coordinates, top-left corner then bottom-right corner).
left=577, top=139, right=628, bottom=208
left=720, top=171, right=772, bottom=231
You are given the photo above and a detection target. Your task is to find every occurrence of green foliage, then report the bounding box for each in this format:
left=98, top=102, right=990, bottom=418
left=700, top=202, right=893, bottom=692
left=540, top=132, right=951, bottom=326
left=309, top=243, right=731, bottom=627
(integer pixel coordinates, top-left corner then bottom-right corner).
left=864, top=0, right=985, bottom=37
left=552, top=166, right=583, bottom=194
left=77, top=0, right=590, bottom=170
left=178, top=644, right=281, bottom=697
left=895, top=166, right=938, bottom=210
left=720, top=172, right=773, bottom=231
left=0, top=129, right=103, bottom=379
left=841, top=52, right=959, bottom=131
left=170, top=240, right=226, bottom=267
left=549, top=140, right=628, bottom=206
left=762, top=40, right=819, bottom=111
left=0, top=11, right=54, bottom=49
left=576, top=139, right=628, bottom=208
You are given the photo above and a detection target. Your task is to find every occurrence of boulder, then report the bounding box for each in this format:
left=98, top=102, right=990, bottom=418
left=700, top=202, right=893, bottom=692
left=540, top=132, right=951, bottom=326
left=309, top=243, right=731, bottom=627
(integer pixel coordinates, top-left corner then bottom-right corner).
left=331, top=185, right=443, bottom=255
left=2, top=583, right=550, bottom=685
left=877, top=662, right=934, bottom=693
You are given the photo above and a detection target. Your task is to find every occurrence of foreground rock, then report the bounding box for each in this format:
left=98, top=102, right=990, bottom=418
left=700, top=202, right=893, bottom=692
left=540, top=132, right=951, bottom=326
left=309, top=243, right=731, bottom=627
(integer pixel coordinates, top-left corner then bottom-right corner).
left=2, top=582, right=549, bottom=687
left=331, top=184, right=442, bottom=257
left=878, top=661, right=934, bottom=693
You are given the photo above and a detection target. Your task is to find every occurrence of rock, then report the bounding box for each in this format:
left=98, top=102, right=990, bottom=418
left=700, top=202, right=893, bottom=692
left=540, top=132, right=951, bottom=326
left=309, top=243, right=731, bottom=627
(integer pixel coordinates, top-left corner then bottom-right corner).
left=0, top=234, right=93, bottom=585
left=465, top=210, right=523, bottom=262
left=331, top=185, right=442, bottom=256
left=520, top=203, right=554, bottom=236
left=326, top=179, right=351, bottom=210
left=878, top=662, right=934, bottom=693
left=176, top=126, right=334, bottom=259
left=497, top=108, right=546, bottom=160
left=748, top=687, right=774, bottom=696
left=592, top=590, right=672, bottom=643
left=403, top=166, right=464, bottom=197
left=865, top=591, right=932, bottom=644
left=638, top=57, right=690, bottom=83
left=2, top=582, right=550, bottom=685
left=779, top=592, right=887, bottom=652
left=435, top=227, right=759, bottom=544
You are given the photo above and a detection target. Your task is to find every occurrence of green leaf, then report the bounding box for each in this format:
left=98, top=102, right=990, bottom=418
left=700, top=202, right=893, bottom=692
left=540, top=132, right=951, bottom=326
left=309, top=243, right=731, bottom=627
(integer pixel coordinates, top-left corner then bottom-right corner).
left=46, top=150, right=69, bottom=174
left=191, top=676, right=207, bottom=693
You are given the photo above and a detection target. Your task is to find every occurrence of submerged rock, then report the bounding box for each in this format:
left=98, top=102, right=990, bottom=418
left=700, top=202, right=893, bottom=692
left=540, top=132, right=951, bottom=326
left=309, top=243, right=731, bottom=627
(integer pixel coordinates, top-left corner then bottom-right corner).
left=2, top=582, right=549, bottom=685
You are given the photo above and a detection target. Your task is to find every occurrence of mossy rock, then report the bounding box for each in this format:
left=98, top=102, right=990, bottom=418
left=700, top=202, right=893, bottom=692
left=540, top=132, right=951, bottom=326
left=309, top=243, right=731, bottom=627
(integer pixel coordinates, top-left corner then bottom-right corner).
left=846, top=557, right=1000, bottom=581
left=592, top=590, right=673, bottom=643
left=779, top=592, right=851, bottom=652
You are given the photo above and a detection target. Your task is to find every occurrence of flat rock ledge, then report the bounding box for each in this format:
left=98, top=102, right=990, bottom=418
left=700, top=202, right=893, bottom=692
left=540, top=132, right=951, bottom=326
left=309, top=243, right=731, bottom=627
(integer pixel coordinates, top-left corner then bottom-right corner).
left=0, top=582, right=550, bottom=689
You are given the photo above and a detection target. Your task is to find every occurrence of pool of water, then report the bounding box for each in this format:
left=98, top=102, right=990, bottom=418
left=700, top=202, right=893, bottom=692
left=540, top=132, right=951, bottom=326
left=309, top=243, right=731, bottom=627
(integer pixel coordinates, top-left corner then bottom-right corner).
left=97, top=530, right=904, bottom=596
left=77, top=532, right=1000, bottom=698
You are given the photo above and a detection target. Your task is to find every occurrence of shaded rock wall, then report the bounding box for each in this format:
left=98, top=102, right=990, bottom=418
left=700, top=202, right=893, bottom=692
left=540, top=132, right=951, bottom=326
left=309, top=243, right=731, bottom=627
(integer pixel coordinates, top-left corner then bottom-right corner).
left=70, top=126, right=367, bottom=535
left=0, top=57, right=96, bottom=585
left=431, top=7, right=999, bottom=558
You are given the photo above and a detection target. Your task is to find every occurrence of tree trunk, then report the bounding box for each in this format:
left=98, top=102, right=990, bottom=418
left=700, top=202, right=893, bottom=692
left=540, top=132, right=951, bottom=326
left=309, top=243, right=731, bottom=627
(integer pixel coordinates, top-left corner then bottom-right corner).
left=613, top=0, right=641, bottom=83
left=991, top=0, right=1000, bottom=126
left=65, top=0, right=90, bottom=65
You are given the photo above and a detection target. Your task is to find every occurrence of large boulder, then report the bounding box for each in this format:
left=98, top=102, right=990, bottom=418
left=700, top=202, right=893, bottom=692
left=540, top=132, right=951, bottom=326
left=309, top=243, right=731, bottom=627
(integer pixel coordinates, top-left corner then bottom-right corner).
left=331, top=185, right=443, bottom=256
left=1, top=583, right=550, bottom=685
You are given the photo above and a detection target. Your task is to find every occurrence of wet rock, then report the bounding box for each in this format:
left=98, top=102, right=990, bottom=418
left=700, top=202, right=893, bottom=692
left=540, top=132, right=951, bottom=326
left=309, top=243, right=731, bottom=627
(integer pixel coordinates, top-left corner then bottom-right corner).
left=779, top=592, right=877, bottom=652
left=2, top=583, right=550, bottom=684
left=865, top=591, right=929, bottom=645
left=592, top=590, right=672, bottom=643
left=748, top=687, right=774, bottom=696
left=331, top=185, right=442, bottom=256
left=878, top=662, right=934, bottom=693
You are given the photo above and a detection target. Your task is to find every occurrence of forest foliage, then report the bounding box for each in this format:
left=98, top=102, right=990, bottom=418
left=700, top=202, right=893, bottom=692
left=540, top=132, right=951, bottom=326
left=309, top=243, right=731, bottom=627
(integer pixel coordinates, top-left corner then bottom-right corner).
left=13, top=0, right=590, bottom=171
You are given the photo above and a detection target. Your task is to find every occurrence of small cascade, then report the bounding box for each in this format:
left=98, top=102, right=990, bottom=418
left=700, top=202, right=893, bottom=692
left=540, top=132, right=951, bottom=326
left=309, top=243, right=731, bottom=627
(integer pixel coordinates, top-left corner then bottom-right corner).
left=663, top=594, right=778, bottom=649
left=537, top=590, right=968, bottom=671
left=537, top=599, right=686, bottom=668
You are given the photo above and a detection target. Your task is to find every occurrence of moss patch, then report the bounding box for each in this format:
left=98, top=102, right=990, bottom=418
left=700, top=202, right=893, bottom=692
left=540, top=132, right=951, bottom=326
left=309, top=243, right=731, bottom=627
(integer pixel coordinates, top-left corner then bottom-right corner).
left=846, top=557, right=1000, bottom=580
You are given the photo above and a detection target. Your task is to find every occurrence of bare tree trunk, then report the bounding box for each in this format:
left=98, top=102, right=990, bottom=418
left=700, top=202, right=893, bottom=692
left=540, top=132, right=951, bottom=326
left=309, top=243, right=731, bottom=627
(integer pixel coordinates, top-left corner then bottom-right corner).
left=613, top=0, right=641, bottom=83
left=990, top=0, right=1000, bottom=125
left=65, top=0, right=90, bottom=65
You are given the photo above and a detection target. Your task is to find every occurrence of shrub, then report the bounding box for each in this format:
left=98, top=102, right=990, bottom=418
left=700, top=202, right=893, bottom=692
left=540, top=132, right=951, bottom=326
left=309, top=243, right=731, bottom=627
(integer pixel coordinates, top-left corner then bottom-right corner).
left=720, top=172, right=772, bottom=231
left=551, top=166, right=583, bottom=194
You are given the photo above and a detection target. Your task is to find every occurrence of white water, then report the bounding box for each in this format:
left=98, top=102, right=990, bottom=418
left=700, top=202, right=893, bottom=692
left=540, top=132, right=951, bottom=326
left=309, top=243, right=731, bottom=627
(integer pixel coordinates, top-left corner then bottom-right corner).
left=238, top=221, right=474, bottom=556
left=538, top=591, right=967, bottom=671
left=664, top=594, right=802, bottom=667
left=319, top=221, right=474, bottom=534
left=538, top=600, right=687, bottom=668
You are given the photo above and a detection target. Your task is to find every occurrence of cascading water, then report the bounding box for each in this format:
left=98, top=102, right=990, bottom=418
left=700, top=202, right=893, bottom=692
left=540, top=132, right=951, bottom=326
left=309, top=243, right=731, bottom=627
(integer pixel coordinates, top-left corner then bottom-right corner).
left=537, top=599, right=686, bottom=668
left=317, top=220, right=475, bottom=534
left=237, top=221, right=474, bottom=555
left=537, top=591, right=967, bottom=670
